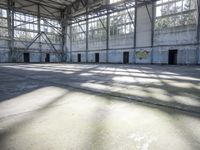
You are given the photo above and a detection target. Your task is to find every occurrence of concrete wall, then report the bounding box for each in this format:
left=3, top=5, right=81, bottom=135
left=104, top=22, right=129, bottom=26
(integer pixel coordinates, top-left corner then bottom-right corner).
left=0, top=50, right=9, bottom=62
left=136, top=5, right=152, bottom=48
left=72, top=41, right=86, bottom=52
left=71, top=52, right=86, bottom=63
left=109, top=34, right=134, bottom=49
left=0, top=38, right=63, bottom=63
left=153, top=46, right=198, bottom=65
left=88, top=40, right=106, bottom=50
left=0, top=40, right=9, bottom=62
left=30, top=52, right=41, bottom=62
left=154, top=26, right=197, bottom=45
left=153, top=25, right=198, bottom=64
left=1, top=4, right=199, bottom=64
left=68, top=3, right=199, bottom=65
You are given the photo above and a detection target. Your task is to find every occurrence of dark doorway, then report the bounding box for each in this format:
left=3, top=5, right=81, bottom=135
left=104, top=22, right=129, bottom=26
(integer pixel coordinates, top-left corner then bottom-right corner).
left=168, top=50, right=177, bottom=65
left=24, top=53, right=30, bottom=63
left=45, top=54, right=50, bottom=63
left=78, top=54, right=81, bottom=63
left=123, top=52, right=129, bottom=64
left=95, top=53, right=99, bottom=63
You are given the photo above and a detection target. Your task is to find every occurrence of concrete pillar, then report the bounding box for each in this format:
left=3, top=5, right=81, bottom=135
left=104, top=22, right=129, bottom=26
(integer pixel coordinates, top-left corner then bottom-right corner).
left=135, top=3, right=152, bottom=63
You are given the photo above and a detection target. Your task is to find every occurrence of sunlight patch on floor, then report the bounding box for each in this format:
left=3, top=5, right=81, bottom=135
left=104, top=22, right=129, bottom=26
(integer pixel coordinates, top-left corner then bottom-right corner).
left=1, top=88, right=200, bottom=150
left=0, top=64, right=200, bottom=150
left=0, top=86, right=67, bottom=118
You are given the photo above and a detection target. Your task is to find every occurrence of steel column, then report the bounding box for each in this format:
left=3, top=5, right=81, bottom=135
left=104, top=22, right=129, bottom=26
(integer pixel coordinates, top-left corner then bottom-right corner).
left=197, top=0, right=200, bottom=64
left=70, top=23, right=72, bottom=62
left=106, top=11, right=110, bottom=63
left=7, top=0, right=14, bottom=62
left=151, top=2, right=155, bottom=64
left=133, top=0, right=137, bottom=64
left=38, top=4, right=42, bottom=62
left=61, top=10, right=66, bottom=62
left=86, top=7, right=89, bottom=63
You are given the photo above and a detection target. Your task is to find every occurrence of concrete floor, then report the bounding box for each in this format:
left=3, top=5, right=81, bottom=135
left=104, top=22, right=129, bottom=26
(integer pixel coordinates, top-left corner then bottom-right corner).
left=0, top=64, right=200, bottom=150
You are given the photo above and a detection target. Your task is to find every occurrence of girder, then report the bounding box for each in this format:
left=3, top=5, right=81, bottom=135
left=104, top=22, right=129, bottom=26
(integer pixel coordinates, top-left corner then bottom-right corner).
left=0, top=0, right=158, bottom=20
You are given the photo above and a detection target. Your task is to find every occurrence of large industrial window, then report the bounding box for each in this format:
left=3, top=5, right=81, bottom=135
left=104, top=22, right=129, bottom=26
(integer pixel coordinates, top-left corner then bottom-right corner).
left=110, top=0, right=122, bottom=4
left=71, top=17, right=86, bottom=51
left=88, top=14, right=107, bottom=50
left=0, top=8, right=8, bottom=39
left=14, top=12, right=38, bottom=41
left=110, top=8, right=134, bottom=36
left=41, top=18, right=61, bottom=44
left=155, top=0, right=197, bottom=29
left=89, top=15, right=106, bottom=40
left=109, top=7, right=135, bottom=48
left=14, top=12, right=61, bottom=44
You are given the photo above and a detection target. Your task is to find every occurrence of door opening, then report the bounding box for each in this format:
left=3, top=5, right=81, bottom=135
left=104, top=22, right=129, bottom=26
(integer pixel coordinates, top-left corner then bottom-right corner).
left=78, top=54, right=81, bottom=63
left=95, top=53, right=99, bottom=63
left=45, top=53, right=50, bottom=63
left=24, top=53, right=30, bottom=63
left=168, top=50, right=177, bottom=65
left=123, top=52, right=129, bottom=64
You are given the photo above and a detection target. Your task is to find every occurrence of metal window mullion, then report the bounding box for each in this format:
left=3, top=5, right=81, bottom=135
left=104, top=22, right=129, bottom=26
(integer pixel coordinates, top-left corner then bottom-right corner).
left=133, top=0, right=137, bottom=64
left=197, top=0, right=200, bottom=63
left=38, top=4, right=42, bottom=62
left=106, top=10, right=110, bottom=63
left=70, top=24, right=72, bottom=62
left=7, top=0, right=14, bottom=61
left=86, top=7, right=88, bottom=63
left=151, top=2, right=155, bottom=64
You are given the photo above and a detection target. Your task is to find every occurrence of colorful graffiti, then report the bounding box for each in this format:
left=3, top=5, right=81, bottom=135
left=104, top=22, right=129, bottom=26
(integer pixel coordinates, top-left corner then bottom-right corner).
left=136, top=50, right=149, bottom=60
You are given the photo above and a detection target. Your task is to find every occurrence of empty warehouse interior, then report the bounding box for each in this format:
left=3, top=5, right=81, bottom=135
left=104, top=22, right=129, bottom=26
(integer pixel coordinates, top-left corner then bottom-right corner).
left=0, top=0, right=200, bottom=150
left=0, top=0, right=199, bottom=64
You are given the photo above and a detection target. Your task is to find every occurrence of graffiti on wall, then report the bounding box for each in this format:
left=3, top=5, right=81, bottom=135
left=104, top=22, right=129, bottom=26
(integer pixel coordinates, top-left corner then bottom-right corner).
left=136, top=50, right=149, bottom=60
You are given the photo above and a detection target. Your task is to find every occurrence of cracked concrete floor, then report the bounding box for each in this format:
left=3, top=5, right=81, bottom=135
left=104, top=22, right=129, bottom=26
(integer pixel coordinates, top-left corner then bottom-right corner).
left=0, top=64, right=200, bottom=150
